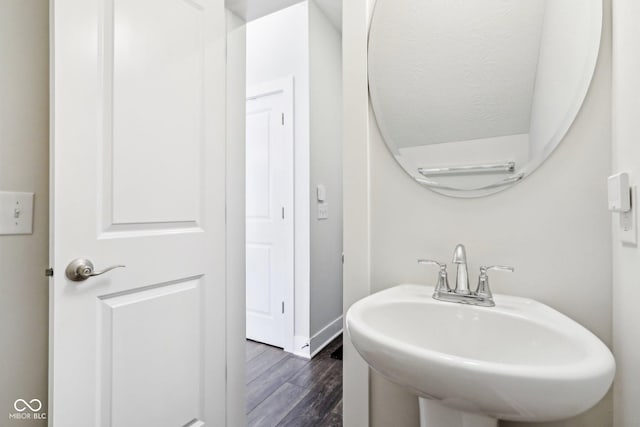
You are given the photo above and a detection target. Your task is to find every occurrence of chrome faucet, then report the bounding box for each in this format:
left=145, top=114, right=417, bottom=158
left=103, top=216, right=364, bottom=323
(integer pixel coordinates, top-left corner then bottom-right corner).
left=452, top=244, right=470, bottom=295
left=418, top=244, right=514, bottom=307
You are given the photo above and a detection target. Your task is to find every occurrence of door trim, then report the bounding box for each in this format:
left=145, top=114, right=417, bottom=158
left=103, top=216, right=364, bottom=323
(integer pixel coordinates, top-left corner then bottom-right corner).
left=226, top=11, right=247, bottom=424
left=246, top=76, right=295, bottom=354
left=343, top=0, right=373, bottom=424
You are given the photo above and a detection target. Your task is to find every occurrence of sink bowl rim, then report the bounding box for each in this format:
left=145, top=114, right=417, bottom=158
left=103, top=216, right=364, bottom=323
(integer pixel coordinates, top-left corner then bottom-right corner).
left=346, top=284, right=615, bottom=380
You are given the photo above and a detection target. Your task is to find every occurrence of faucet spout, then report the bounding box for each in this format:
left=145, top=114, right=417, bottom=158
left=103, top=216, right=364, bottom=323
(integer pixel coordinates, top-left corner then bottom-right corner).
left=452, top=244, right=470, bottom=295
left=452, top=244, right=466, bottom=264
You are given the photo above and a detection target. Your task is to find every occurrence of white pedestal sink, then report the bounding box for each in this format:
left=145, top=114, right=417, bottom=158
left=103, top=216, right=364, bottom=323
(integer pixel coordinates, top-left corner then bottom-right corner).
left=346, top=284, right=615, bottom=426
left=419, top=398, right=497, bottom=427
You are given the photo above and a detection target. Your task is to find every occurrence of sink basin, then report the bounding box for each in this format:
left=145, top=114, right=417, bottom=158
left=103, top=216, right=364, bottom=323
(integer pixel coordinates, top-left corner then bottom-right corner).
left=346, top=284, right=615, bottom=424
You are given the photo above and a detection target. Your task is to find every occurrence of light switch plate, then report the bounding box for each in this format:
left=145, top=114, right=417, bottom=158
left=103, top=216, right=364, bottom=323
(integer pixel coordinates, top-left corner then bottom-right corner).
left=620, top=186, right=637, bottom=247
left=317, top=185, right=326, bottom=202
left=0, top=191, right=34, bottom=235
left=317, top=202, right=329, bottom=220
left=608, top=172, right=631, bottom=212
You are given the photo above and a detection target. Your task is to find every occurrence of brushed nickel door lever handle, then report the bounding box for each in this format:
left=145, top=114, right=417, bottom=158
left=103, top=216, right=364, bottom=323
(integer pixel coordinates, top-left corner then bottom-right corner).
left=65, top=258, right=125, bottom=282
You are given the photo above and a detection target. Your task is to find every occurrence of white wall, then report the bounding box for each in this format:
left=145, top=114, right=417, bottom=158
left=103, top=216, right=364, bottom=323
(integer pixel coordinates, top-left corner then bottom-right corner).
left=0, top=1, right=49, bottom=425
left=611, top=0, right=640, bottom=425
left=344, top=1, right=614, bottom=426
left=308, top=0, right=343, bottom=351
left=246, top=2, right=312, bottom=342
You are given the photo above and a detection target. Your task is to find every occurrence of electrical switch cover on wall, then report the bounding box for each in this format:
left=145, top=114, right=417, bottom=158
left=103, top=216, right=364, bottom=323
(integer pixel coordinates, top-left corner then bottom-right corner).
left=0, top=192, right=34, bottom=235
left=317, top=184, right=326, bottom=202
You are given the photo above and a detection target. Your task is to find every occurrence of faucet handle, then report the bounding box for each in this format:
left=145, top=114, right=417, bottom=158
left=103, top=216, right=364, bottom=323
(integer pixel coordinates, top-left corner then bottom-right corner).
left=418, top=259, right=451, bottom=293
left=418, top=259, right=446, bottom=269
left=481, top=265, right=514, bottom=274
left=476, top=265, right=514, bottom=299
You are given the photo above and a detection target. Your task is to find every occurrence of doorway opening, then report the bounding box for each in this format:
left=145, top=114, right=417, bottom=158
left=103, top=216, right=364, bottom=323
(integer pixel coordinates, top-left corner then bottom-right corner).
left=236, top=0, right=344, bottom=359
left=227, top=0, right=344, bottom=424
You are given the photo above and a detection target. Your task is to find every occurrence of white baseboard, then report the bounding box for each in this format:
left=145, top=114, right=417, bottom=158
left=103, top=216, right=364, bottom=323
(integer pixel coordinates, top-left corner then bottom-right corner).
left=310, top=316, right=343, bottom=358
left=292, top=335, right=311, bottom=359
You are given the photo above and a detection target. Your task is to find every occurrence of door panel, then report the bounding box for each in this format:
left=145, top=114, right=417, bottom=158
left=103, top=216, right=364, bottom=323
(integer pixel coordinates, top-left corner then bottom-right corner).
left=50, top=0, right=226, bottom=425
left=110, top=0, right=204, bottom=225
left=100, top=279, right=201, bottom=426
left=245, top=245, right=272, bottom=314
left=245, top=110, right=271, bottom=218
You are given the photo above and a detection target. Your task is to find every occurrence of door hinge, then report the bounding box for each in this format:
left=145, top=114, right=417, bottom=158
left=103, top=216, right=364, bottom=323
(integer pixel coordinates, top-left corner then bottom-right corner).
left=45, top=268, right=54, bottom=277
left=281, top=301, right=285, bottom=314
left=281, top=113, right=284, bottom=126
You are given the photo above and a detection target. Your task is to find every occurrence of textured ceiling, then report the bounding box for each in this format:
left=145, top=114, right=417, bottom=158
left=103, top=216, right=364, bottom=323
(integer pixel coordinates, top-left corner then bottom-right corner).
left=314, top=0, right=342, bottom=31
left=226, top=0, right=341, bottom=30
left=369, top=0, right=546, bottom=148
left=225, top=0, right=304, bottom=22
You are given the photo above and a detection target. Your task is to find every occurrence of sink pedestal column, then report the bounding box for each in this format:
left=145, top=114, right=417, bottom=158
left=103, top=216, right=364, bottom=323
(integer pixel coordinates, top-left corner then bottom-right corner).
left=419, top=398, right=497, bottom=427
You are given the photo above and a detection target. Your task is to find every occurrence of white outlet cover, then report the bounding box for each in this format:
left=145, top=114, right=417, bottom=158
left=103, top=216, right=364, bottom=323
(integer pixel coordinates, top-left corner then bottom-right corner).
left=0, top=191, right=35, bottom=235
left=620, top=186, right=637, bottom=247
left=317, top=202, right=329, bottom=220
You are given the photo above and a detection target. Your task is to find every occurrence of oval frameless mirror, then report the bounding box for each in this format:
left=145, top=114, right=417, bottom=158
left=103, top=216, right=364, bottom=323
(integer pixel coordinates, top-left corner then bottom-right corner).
left=368, top=0, right=603, bottom=197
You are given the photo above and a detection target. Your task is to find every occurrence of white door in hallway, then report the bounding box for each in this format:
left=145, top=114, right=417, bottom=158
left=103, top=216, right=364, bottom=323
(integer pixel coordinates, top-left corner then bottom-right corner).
left=245, top=82, right=294, bottom=349
left=50, top=0, right=227, bottom=425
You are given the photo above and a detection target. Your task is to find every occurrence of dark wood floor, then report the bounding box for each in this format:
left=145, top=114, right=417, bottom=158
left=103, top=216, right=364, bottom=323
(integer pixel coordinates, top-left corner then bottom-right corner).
left=245, top=335, right=343, bottom=427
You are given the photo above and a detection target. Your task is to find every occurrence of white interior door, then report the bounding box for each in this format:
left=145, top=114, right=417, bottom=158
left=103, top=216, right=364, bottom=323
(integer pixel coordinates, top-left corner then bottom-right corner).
left=245, top=82, right=293, bottom=349
left=50, top=0, right=227, bottom=426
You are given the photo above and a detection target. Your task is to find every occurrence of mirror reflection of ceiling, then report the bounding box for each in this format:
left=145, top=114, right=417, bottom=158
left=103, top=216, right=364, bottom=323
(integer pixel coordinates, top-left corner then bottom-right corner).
left=371, top=0, right=545, bottom=149
left=368, top=0, right=602, bottom=197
